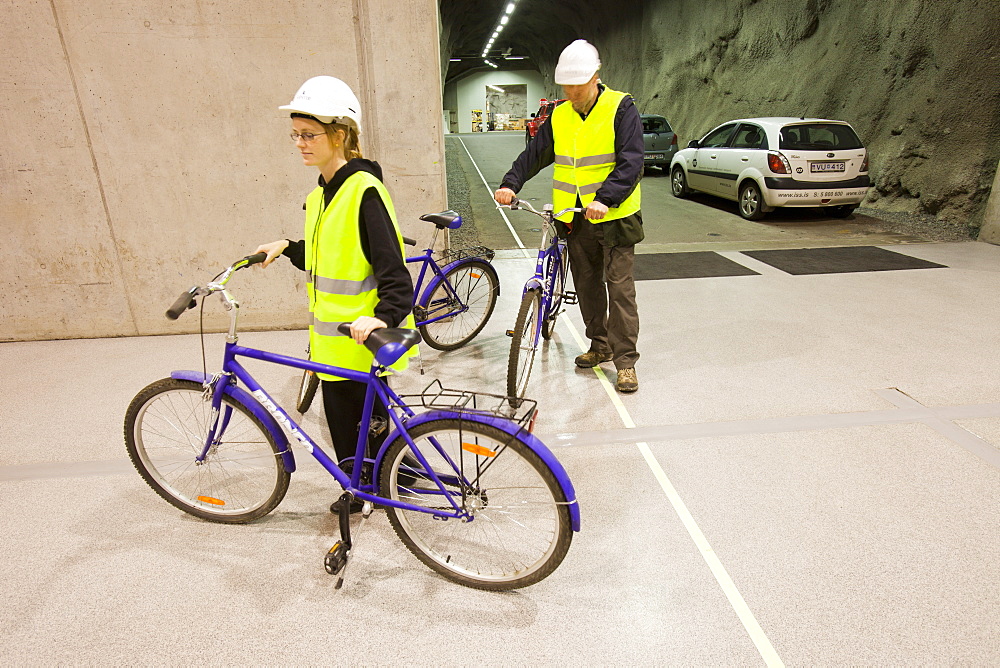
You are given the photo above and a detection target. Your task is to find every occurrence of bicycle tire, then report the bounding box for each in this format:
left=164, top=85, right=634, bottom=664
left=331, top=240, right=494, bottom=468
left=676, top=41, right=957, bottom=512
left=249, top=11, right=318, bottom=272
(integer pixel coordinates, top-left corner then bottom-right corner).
left=124, top=378, right=290, bottom=523
left=296, top=369, right=319, bottom=413
left=541, top=253, right=565, bottom=341
left=379, top=418, right=573, bottom=590
left=418, top=259, right=499, bottom=351
left=507, top=289, right=542, bottom=400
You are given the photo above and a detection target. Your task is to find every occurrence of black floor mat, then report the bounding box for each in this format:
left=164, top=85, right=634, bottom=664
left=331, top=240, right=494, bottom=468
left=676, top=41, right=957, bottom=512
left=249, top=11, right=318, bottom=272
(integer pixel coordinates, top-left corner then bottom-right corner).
left=741, top=246, right=947, bottom=275
left=634, top=252, right=760, bottom=280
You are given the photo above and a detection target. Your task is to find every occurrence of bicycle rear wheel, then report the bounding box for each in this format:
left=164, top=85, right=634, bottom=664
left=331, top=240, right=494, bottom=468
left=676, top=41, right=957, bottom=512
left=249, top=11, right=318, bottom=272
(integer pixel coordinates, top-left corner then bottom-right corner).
left=379, top=418, right=573, bottom=590
left=507, top=289, right=542, bottom=400
left=541, top=254, right=565, bottom=341
left=418, top=259, right=499, bottom=351
left=124, top=378, right=290, bottom=523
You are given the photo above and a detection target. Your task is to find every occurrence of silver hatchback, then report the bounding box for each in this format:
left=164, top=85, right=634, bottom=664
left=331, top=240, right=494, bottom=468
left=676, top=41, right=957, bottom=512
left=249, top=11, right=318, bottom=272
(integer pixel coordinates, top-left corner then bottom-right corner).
left=669, top=117, right=870, bottom=220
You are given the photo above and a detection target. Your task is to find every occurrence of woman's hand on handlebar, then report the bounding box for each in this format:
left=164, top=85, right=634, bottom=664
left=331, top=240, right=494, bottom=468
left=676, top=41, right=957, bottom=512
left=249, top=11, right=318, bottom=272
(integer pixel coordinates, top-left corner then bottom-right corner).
left=349, top=316, right=387, bottom=344
left=494, top=187, right=516, bottom=206
left=253, top=239, right=290, bottom=268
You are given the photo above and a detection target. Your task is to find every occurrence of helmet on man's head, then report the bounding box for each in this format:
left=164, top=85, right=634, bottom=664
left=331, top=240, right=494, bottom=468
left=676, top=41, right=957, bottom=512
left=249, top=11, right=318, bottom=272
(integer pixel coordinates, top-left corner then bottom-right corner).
left=554, top=39, right=601, bottom=85
left=279, top=76, right=362, bottom=134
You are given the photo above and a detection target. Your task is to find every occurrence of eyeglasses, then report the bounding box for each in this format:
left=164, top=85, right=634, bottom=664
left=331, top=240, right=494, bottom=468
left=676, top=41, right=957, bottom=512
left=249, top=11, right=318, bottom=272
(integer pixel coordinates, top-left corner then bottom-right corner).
left=290, top=131, right=326, bottom=143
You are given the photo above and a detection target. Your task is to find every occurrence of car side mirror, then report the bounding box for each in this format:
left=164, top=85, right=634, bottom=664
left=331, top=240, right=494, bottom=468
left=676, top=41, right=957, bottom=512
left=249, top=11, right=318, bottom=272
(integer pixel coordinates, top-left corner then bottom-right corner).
left=687, top=140, right=700, bottom=148
left=530, top=113, right=536, bottom=118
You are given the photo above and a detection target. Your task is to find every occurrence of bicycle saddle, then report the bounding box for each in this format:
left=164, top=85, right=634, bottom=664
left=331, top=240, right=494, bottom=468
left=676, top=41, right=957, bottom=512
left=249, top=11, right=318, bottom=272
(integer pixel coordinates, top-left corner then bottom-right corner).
left=337, top=324, right=422, bottom=366
left=419, top=210, right=463, bottom=229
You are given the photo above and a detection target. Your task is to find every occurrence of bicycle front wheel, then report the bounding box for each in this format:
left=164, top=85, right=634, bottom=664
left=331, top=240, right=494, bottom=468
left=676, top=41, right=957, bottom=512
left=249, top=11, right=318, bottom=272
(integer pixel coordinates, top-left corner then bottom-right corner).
left=124, top=378, right=290, bottom=523
left=418, top=259, right=499, bottom=351
left=296, top=369, right=319, bottom=413
left=379, top=418, right=573, bottom=590
left=507, top=289, right=542, bottom=400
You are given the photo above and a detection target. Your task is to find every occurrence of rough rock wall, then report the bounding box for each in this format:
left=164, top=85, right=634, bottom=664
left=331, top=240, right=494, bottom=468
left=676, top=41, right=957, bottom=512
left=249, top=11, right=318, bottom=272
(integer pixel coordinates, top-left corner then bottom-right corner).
left=605, top=0, right=1000, bottom=233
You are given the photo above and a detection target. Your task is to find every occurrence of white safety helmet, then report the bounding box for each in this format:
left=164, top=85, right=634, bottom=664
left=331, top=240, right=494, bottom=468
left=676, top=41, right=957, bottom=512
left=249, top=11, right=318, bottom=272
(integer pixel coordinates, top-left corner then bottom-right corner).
left=554, top=39, right=601, bottom=85
left=279, top=75, right=363, bottom=134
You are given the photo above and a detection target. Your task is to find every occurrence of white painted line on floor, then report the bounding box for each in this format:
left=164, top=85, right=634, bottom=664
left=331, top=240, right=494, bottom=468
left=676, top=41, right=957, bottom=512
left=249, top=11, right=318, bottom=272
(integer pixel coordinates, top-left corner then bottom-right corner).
left=455, top=137, right=528, bottom=253
left=562, top=318, right=784, bottom=667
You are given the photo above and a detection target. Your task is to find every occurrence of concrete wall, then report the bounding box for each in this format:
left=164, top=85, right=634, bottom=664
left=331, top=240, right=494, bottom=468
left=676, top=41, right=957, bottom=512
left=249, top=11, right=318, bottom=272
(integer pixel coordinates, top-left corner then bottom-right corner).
left=1, top=0, right=446, bottom=342
left=447, top=69, right=545, bottom=134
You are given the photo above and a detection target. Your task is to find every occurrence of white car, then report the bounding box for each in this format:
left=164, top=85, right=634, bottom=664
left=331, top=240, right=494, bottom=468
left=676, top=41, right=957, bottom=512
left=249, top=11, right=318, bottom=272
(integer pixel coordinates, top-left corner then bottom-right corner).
left=669, top=117, right=870, bottom=220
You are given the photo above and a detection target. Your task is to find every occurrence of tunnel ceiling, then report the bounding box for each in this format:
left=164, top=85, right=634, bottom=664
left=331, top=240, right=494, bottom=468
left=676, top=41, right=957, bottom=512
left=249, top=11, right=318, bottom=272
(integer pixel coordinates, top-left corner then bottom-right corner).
left=439, top=0, right=613, bottom=86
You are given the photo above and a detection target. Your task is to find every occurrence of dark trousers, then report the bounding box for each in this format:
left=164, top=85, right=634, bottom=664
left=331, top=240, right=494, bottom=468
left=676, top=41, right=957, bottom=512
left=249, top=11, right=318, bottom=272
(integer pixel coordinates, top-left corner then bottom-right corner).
left=566, top=215, right=640, bottom=370
left=321, top=378, right=390, bottom=465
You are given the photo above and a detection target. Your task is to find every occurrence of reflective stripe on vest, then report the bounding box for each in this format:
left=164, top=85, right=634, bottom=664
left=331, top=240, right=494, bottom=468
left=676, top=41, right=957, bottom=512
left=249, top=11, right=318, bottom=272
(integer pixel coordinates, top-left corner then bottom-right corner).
left=304, top=171, right=416, bottom=380
left=549, top=88, right=641, bottom=223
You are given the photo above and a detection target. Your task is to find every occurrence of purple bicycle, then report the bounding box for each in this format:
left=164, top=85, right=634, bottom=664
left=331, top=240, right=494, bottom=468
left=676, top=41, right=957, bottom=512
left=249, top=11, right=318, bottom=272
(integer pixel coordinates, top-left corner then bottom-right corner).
left=124, top=254, right=578, bottom=590
left=501, top=199, right=584, bottom=401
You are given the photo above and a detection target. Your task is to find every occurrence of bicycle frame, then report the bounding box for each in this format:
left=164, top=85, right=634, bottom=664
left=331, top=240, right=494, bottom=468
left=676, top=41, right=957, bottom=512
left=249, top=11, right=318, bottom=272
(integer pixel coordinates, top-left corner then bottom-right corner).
left=164, top=253, right=578, bottom=530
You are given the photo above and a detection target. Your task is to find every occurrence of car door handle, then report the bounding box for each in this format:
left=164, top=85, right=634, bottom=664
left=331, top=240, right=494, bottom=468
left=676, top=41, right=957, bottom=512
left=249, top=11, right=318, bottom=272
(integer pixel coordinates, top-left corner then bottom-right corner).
left=741, top=157, right=749, bottom=162
left=709, top=154, right=717, bottom=160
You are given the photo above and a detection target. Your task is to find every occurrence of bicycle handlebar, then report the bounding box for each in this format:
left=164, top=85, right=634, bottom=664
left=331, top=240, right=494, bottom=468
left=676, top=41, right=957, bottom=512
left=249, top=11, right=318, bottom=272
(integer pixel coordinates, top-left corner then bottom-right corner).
left=501, top=198, right=584, bottom=221
left=164, top=252, right=268, bottom=320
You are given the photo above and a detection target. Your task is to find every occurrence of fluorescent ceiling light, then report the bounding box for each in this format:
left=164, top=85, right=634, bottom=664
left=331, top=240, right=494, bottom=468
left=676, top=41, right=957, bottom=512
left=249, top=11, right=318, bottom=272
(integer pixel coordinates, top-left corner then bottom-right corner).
left=500, top=15, right=509, bottom=25
left=506, top=3, right=515, bottom=14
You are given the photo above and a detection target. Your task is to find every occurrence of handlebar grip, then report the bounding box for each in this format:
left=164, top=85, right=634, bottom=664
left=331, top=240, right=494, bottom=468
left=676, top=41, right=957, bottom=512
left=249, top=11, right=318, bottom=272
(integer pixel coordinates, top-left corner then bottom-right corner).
left=509, top=197, right=521, bottom=209
left=242, top=252, right=267, bottom=266
left=166, top=288, right=197, bottom=320
left=402, top=236, right=417, bottom=247
left=337, top=323, right=352, bottom=336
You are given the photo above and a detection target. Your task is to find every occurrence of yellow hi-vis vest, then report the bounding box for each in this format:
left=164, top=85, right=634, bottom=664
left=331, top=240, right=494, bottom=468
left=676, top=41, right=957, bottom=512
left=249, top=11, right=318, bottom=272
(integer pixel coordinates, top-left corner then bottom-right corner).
left=304, top=170, right=416, bottom=381
left=550, top=87, right=642, bottom=223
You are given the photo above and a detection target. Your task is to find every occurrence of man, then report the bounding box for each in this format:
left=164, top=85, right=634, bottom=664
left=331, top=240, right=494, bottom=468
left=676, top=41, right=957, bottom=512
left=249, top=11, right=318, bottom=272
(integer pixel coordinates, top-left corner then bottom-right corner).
left=494, top=39, right=643, bottom=393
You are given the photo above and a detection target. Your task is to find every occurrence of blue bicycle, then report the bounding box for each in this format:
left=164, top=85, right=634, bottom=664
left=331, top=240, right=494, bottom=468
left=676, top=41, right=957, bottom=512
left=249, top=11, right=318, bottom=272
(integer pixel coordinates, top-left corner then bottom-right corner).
left=124, top=254, right=578, bottom=590
left=295, top=210, right=499, bottom=412
left=502, top=199, right=584, bottom=401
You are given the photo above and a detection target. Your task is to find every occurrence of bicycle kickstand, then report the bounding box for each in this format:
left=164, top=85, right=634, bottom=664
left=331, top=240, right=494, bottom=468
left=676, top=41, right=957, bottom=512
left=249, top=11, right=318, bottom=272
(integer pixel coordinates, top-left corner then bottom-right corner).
left=324, top=492, right=373, bottom=589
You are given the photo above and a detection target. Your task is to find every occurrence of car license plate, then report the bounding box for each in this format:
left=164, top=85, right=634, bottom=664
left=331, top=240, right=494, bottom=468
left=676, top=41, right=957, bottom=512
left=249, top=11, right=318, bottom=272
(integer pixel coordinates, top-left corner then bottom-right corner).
left=810, top=161, right=845, bottom=173
left=646, top=153, right=664, bottom=160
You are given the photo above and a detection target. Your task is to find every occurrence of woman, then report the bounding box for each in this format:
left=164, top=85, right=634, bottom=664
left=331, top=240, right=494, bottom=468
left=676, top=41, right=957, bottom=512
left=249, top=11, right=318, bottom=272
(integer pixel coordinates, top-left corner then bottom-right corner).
left=255, top=76, right=415, bottom=506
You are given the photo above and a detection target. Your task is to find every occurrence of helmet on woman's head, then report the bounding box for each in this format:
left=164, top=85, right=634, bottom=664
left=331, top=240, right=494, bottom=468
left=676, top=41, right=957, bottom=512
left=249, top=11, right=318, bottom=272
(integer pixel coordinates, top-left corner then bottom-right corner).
left=280, top=76, right=363, bottom=134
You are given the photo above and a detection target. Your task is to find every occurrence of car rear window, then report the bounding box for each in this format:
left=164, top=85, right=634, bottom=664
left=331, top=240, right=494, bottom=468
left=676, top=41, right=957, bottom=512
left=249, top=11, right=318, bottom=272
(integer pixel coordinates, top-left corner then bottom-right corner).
left=643, top=117, right=671, bottom=133
left=779, top=123, right=863, bottom=150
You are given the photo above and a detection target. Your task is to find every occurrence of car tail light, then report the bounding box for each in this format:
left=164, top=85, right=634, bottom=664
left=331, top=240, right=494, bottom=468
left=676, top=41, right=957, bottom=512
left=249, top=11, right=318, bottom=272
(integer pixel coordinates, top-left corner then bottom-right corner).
left=671, top=134, right=678, bottom=146
left=767, top=151, right=791, bottom=174
left=860, top=150, right=869, bottom=172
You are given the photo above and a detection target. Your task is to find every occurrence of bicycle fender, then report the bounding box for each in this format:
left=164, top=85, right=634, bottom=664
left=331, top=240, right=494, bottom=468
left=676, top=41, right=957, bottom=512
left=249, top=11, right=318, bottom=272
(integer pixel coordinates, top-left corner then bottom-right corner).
left=521, top=279, right=545, bottom=297
left=378, top=410, right=580, bottom=531
left=170, top=371, right=297, bottom=473
left=419, top=257, right=500, bottom=307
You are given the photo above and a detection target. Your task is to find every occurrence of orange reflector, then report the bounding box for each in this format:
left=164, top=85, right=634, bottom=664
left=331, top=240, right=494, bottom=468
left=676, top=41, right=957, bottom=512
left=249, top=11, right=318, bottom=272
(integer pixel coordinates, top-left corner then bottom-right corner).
left=197, top=495, right=226, bottom=506
left=462, top=442, right=496, bottom=457
left=470, top=272, right=482, bottom=279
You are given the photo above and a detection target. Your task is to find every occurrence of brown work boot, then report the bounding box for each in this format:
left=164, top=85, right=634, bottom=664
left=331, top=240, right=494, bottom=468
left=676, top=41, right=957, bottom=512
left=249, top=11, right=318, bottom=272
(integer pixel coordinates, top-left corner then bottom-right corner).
left=616, top=368, right=638, bottom=393
left=575, top=350, right=614, bottom=368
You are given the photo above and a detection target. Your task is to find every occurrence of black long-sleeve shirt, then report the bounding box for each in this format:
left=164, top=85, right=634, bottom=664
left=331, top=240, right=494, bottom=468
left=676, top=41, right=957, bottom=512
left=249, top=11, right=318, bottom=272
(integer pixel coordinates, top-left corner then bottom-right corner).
left=500, top=84, right=644, bottom=208
left=282, top=158, right=413, bottom=328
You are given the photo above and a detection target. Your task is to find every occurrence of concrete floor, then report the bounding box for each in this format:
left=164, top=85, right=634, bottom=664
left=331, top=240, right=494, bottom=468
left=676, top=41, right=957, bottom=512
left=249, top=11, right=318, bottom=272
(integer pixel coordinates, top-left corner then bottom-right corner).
left=1, top=239, right=999, bottom=664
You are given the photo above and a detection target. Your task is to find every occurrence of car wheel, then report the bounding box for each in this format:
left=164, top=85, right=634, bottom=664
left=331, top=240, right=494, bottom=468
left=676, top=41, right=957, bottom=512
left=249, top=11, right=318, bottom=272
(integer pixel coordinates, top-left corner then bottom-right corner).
left=670, top=166, right=689, bottom=197
left=525, top=130, right=531, bottom=147
left=738, top=181, right=766, bottom=220
left=827, top=204, right=858, bottom=218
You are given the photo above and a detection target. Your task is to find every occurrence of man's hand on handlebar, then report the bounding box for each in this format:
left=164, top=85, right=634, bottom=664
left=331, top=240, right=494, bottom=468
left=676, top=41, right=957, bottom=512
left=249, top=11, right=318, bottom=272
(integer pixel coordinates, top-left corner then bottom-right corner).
left=585, top=201, right=608, bottom=221
left=494, top=187, right=516, bottom=206
left=349, top=316, right=387, bottom=344
left=253, top=239, right=290, bottom=268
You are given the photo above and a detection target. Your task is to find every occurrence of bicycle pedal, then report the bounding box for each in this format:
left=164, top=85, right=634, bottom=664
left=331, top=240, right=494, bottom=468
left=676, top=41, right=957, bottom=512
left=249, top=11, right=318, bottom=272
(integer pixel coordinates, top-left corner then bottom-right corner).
left=325, top=540, right=350, bottom=576
left=563, top=291, right=578, bottom=305
left=505, top=329, right=514, bottom=337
